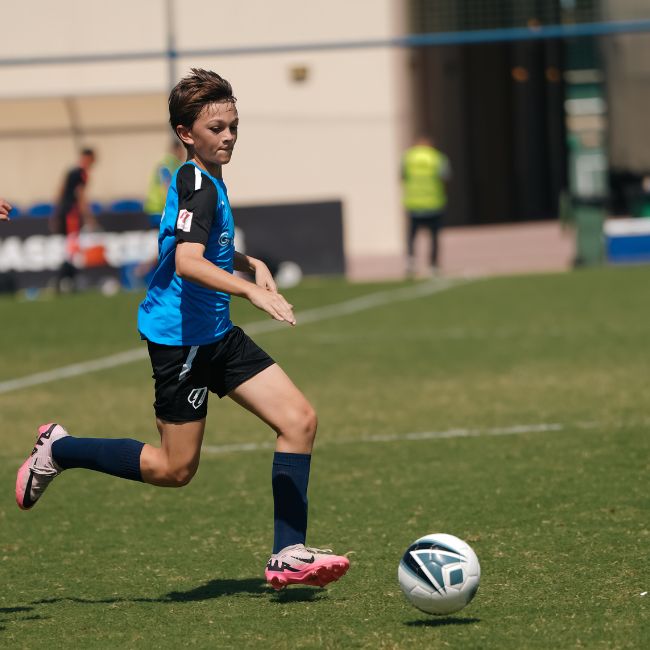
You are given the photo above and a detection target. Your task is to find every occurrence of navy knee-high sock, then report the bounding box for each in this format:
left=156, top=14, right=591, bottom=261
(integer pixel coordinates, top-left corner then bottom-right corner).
left=52, top=437, right=144, bottom=482
left=272, top=452, right=311, bottom=554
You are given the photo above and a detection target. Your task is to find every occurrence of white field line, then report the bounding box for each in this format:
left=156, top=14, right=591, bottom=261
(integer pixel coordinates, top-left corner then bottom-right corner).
left=0, top=348, right=151, bottom=395
left=0, top=278, right=470, bottom=396
left=202, top=422, right=588, bottom=456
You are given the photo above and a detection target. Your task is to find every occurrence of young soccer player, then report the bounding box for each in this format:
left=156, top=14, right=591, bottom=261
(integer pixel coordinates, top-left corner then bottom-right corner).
left=16, top=68, right=349, bottom=590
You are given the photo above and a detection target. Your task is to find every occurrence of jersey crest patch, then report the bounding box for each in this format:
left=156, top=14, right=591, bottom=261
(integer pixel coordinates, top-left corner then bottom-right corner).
left=177, top=209, right=193, bottom=232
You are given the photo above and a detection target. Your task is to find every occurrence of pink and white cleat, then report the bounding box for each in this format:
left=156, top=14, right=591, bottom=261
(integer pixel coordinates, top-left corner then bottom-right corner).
left=16, top=423, right=68, bottom=510
left=265, top=544, right=350, bottom=590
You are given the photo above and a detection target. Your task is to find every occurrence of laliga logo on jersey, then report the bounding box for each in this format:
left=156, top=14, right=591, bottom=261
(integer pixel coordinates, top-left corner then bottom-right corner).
left=177, top=209, right=193, bottom=232
left=218, top=231, right=232, bottom=246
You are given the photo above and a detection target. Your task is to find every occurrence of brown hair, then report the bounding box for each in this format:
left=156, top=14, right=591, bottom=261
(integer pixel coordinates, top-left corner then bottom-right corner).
left=168, top=68, right=236, bottom=136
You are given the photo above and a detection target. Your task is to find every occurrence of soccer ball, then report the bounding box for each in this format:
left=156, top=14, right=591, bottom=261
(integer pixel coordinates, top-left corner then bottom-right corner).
left=398, top=533, right=480, bottom=615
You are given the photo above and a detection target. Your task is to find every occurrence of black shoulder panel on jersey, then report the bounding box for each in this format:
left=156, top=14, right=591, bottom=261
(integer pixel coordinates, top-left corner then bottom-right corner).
left=174, top=164, right=218, bottom=246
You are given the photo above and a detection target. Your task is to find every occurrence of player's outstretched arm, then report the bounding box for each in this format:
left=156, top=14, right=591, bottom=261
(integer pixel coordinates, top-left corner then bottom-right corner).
left=176, top=242, right=296, bottom=325
left=234, top=251, right=278, bottom=293
left=0, top=198, right=12, bottom=221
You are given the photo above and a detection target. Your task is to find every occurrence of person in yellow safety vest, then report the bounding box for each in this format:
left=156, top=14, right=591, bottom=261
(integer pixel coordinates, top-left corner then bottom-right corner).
left=144, top=140, right=185, bottom=228
left=133, top=141, right=186, bottom=287
left=401, top=135, right=451, bottom=276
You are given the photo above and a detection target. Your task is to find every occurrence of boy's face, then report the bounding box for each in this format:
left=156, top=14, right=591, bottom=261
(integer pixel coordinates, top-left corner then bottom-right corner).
left=178, top=101, right=238, bottom=168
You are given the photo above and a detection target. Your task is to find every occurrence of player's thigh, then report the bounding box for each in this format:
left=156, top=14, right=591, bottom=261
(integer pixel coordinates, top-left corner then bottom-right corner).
left=157, top=417, right=206, bottom=471
left=228, top=363, right=316, bottom=434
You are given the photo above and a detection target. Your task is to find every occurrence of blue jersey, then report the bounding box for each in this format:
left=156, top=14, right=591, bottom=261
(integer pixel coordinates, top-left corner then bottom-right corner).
left=138, top=162, right=235, bottom=345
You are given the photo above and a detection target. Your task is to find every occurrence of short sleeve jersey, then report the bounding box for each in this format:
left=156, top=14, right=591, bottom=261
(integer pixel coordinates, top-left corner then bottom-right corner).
left=138, top=162, right=235, bottom=345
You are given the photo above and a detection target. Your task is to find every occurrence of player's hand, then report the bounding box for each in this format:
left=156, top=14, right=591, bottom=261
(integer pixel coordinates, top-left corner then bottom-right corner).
left=249, top=286, right=296, bottom=326
left=0, top=198, right=12, bottom=221
left=253, top=260, right=278, bottom=293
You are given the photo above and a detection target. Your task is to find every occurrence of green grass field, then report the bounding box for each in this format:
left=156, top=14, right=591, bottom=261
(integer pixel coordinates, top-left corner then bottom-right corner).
left=0, top=266, right=648, bottom=648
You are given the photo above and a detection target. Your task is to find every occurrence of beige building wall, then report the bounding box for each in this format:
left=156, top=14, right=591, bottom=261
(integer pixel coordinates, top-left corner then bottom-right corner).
left=0, top=0, right=413, bottom=279
left=601, top=0, right=650, bottom=173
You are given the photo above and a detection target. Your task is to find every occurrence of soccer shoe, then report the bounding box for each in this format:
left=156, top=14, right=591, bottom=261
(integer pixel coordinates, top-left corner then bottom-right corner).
left=16, top=423, right=68, bottom=510
left=265, top=544, right=350, bottom=590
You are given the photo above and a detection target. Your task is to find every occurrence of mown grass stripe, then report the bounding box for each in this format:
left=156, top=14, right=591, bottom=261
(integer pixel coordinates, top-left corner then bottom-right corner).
left=0, top=278, right=469, bottom=395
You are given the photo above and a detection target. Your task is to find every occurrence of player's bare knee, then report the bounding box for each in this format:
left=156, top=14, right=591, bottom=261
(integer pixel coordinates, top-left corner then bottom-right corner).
left=167, top=463, right=198, bottom=487
left=304, top=406, right=318, bottom=443
left=278, top=403, right=317, bottom=445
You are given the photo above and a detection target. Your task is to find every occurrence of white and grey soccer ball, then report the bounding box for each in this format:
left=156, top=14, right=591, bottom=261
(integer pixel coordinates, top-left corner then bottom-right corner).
left=398, top=533, right=480, bottom=615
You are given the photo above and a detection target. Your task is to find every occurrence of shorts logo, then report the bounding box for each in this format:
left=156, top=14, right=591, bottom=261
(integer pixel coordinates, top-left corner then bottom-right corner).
left=177, top=209, right=194, bottom=232
left=188, top=387, right=208, bottom=409
left=218, top=231, right=232, bottom=246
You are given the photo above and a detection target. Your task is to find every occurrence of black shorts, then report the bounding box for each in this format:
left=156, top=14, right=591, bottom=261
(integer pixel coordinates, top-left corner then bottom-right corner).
left=147, top=326, right=275, bottom=422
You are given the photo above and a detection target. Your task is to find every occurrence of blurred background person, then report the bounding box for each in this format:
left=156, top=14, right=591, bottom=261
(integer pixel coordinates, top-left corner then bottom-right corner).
left=51, top=148, right=98, bottom=292
left=0, top=198, right=15, bottom=293
left=144, top=139, right=185, bottom=228
left=0, top=197, right=12, bottom=221
left=128, top=140, right=185, bottom=288
left=401, top=135, right=451, bottom=277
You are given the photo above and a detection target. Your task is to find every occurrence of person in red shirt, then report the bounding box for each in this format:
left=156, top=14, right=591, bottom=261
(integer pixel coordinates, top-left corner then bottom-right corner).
left=52, top=148, right=98, bottom=291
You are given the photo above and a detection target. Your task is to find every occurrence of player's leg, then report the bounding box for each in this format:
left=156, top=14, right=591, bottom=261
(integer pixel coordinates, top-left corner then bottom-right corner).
left=16, top=342, right=209, bottom=509
left=229, top=363, right=316, bottom=454
left=52, top=417, right=204, bottom=488
left=229, top=363, right=315, bottom=551
left=16, top=423, right=146, bottom=510
left=139, top=341, right=211, bottom=486
left=15, top=418, right=205, bottom=510
left=229, top=363, right=349, bottom=588
left=140, top=418, right=205, bottom=487
left=49, top=339, right=208, bottom=489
